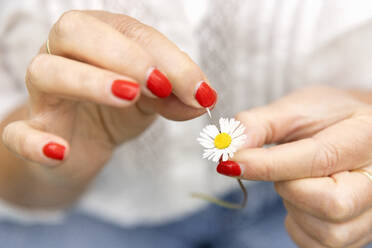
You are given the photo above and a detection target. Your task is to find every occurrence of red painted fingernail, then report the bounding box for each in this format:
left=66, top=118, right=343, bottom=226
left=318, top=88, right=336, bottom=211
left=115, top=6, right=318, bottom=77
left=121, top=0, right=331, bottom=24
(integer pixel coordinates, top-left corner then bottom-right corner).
left=217, top=161, right=242, bottom=177
left=43, top=142, right=65, bottom=161
left=146, top=68, right=172, bottom=98
left=195, top=82, right=217, bottom=108
left=111, top=80, right=139, bottom=101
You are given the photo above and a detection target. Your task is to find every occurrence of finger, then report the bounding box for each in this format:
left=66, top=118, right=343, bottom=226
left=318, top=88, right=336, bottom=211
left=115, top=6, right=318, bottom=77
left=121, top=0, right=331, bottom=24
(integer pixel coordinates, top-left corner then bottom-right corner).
left=285, top=215, right=325, bottom=248
left=234, top=86, right=360, bottom=148
left=284, top=200, right=372, bottom=248
left=137, top=94, right=205, bottom=121
left=47, top=10, right=170, bottom=99
left=49, top=10, right=217, bottom=109
left=87, top=11, right=217, bottom=109
left=2, top=121, right=69, bottom=166
left=232, top=116, right=372, bottom=181
left=234, top=106, right=303, bottom=148
left=275, top=167, right=372, bottom=222
left=26, top=54, right=140, bottom=108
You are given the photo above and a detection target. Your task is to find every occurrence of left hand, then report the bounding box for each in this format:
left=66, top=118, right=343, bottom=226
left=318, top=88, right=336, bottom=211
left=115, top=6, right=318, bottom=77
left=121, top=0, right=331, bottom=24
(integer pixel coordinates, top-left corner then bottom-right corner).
left=218, top=86, right=372, bottom=247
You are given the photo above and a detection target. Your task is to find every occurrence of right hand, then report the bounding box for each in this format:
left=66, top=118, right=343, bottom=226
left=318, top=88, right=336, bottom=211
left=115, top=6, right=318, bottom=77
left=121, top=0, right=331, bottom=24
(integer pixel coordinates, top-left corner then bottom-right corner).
left=1, top=10, right=217, bottom=200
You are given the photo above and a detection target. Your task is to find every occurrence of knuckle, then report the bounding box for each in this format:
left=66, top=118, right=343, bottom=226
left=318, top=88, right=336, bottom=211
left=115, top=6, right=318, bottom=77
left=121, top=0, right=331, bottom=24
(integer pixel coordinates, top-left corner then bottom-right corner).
left=54, top=10, right=83, bottom=38
left=312, top=139, right=340, bottom=177
left=322, top=225, right=350, bottom=248
left=26, top=54, right=50, bottom=86
left=1, top=123, right=13, bottom=146
left=261, top=149, right=275, bottom=181
left=176, top=59, right=202, bottom=78
left=324, top=193, right=355, bottom=222
left=236, top=108, right=275, bottom=145
left=117, top=17, right=153, bottom=44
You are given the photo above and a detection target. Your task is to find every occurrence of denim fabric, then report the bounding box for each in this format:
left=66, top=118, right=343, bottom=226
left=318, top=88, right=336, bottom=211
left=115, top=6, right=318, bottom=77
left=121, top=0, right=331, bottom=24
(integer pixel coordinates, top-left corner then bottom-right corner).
left=0, top=182, right=370, bottom=248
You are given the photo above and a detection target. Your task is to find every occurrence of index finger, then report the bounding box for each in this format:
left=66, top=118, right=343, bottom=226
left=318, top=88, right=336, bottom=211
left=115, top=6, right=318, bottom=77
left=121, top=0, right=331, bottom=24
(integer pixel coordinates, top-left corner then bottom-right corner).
left=228, top=116, right=372, bottom=181
left=87, top=11, right=217, bottom=109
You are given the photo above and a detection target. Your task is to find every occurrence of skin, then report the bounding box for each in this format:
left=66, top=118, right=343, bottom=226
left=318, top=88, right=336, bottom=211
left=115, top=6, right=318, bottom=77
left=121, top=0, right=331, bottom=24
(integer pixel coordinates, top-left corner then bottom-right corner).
left=230, top=86, right=372, bottom=247
left=1, top=9, right=371, bottom=248
left=0, top=10, right=208, bottom=208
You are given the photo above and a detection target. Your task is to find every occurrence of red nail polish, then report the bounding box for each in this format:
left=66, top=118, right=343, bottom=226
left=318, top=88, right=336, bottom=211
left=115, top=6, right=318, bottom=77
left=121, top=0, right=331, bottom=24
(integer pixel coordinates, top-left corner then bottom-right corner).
left=146, top=68, right=172, bottom=98
left=217, top=161, right=242, bottom=177
left=43, top=142, right=65, bottom=161
left=195, top=82, right=217, bottom=108
left=111, top=80, right=139, bottom=101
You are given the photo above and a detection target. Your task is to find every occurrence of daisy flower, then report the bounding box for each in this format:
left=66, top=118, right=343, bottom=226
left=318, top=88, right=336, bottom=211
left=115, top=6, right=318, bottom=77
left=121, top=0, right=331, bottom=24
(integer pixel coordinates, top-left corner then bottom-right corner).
left=197, top=118, right=247, bottom=162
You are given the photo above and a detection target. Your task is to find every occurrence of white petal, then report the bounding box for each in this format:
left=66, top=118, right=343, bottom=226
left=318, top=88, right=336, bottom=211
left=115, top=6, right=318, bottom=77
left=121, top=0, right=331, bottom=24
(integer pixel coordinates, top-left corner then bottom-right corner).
left=205, top=148, right=218, bottom=160
left=227, top=145, right=237, bottom=153
left=228, top=119, right=240, bottom=135
left=231, top=124, right=246, bottom=139
left=222, top=152, right=229, bottom=161
left=227, top=148, right=234, bottom=158
left=203, top=149, right=213, bottom=157
left=219, top=118, right=228, bottom=133
left=197, top=137, right=211, bottom=143
left=229, top=118, right=235, bottom=131
left=224, top=118, right=232, bottom=134
left=231, top=135, right=247, bottom=148
left=204, top=125, right=219, bottom=138
left=230, top=137, right=241, bottom=144
left=207, top=148, right=217, bottom=159
left=198, top=140, right=215, bottom=149
left=200, top=132, right=214, bottom=142
left=203, top=148, right=215, bottom=156
left=212, top=150, right=223, bottom=162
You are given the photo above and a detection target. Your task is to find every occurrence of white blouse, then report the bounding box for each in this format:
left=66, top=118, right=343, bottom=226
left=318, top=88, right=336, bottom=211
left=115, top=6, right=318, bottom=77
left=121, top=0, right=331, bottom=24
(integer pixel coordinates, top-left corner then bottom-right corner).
left=1, top=0, right=372, bottom=226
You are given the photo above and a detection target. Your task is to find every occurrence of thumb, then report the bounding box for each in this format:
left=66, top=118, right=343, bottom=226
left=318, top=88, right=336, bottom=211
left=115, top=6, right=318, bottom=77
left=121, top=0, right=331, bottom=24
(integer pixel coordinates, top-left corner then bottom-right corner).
left=224, top=115, right=372, bottom=181
left=235, top=105, right=306, bottom=148
left=235, top=86, right=361, bottom=148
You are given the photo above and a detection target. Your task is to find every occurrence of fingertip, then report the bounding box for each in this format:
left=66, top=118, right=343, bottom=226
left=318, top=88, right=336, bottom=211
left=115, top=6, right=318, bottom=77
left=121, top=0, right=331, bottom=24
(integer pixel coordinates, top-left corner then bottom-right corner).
left=194, top=81, right=218, bottom=108
left=42, top=141, right=67, bottom=162
left=145, top=67, right=172, bottom=98
left=216, top=160, right=243, bottom=178
left=37, top=138, right=70, bottom=167
left=111, top=79, right=140, bottom=103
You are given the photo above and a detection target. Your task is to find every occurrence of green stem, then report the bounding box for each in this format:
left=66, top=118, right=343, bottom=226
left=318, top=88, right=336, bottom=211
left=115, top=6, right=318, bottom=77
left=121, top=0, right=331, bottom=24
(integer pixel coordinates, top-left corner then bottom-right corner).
left=191, top=179, right=248, bottom=209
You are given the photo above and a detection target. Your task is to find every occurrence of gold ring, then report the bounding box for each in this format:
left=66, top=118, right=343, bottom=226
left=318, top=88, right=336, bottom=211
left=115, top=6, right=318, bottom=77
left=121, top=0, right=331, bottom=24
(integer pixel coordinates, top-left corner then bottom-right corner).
left=353, top=169, right=372, bottom=182
left=46, top=39, right=51, bottom=55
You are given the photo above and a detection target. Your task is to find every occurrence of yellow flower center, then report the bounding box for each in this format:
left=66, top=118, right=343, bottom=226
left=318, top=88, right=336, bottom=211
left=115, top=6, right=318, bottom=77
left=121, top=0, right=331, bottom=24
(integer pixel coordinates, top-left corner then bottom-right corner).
left=214, top=133, right=232, bottom=149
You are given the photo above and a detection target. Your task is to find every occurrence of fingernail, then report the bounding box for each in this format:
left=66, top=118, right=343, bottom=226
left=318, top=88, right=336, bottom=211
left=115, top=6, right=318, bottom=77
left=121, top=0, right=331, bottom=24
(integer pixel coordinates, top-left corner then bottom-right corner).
left=111, top=80, right=139, bottom=101
left=43, top=142, right=65, bottom=161
left=146, top=68, right=172, bottom=98
left=195, top=82, right=217, bottom=108
left=217, top=161, right=242, bottom=177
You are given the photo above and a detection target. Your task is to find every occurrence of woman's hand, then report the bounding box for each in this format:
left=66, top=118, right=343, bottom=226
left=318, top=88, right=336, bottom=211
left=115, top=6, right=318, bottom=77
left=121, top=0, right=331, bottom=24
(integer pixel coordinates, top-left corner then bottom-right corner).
left=217, top=86, right=372, bottom=247
left=0, top=10, right=217, bottom=208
